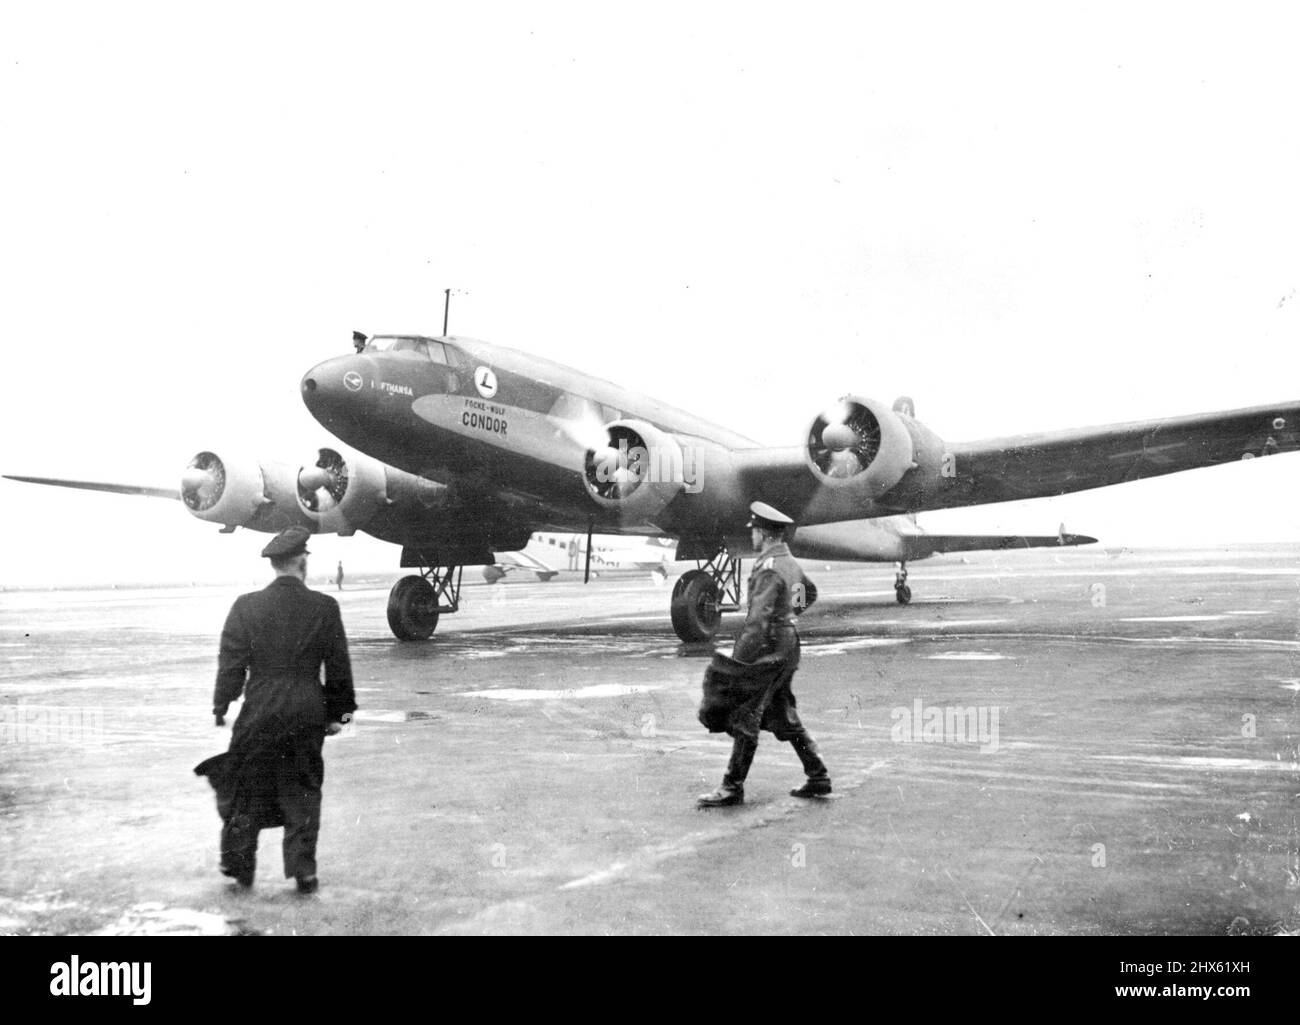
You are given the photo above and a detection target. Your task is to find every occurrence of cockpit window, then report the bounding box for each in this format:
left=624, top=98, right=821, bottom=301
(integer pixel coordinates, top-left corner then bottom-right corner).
left=366, top=336, right=408, bottom=352
left=365, top=335, right=460, bottom=365
left=365, top=336, right=424, bottom=357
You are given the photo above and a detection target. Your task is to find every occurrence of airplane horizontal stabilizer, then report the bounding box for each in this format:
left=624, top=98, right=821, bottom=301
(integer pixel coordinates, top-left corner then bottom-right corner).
left=901, top=532, right=1098, bottom=558
left=3, top=474, right=179, bottom=501
left=492, top=549, right=555, bottom=574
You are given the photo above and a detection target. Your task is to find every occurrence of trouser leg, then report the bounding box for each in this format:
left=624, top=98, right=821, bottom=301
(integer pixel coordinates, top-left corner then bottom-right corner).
left=769, top=675, right=829, bottom=785
left=722, top=733, right=759, bottom=791
left=220, top=814, right=258, bottom=883
left=280, top=785, right=322, bottom=880
left=698, top=732, right=758, bottom=806
left=787, top=729, right=830, bottom=783
left=278, top=741, right=325, bottom=881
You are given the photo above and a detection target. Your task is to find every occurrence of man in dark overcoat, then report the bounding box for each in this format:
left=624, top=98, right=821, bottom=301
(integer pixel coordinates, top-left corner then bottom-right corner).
left=697, top=502, right=831, bottom=807
left=195, top=526, right=356, bottom=894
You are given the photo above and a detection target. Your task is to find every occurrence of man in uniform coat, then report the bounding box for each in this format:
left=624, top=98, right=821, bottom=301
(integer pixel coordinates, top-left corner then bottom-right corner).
left=194, top=526, right=356, bottom=894
left=697, top=502, right=832, bottom=807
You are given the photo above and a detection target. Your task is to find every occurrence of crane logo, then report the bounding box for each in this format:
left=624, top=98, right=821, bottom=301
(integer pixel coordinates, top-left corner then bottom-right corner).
left=343, top=371, right=363, bottom=392
left=475, top=366, right=498, bottom=399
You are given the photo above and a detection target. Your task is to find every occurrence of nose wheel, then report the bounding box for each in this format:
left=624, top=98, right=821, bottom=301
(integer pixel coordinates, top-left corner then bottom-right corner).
left=894, top=563, right=911, bottom=605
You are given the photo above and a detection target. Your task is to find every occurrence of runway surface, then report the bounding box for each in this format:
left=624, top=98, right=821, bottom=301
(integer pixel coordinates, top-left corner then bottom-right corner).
left=2, top=545, right=1298, bottom=935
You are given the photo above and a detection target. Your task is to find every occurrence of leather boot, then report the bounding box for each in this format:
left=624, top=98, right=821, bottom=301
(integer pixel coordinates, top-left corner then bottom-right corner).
left=788, top=732, right=832, bottom=797
left=698, top=734, right=758, bottom=807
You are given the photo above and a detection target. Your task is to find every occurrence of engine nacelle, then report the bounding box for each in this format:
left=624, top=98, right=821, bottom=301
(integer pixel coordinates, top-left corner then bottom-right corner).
left=583, top=419, right=686, bottom=520
left=181, top=451, right=269, bottom=527
left=295, top=447, right=389, bottom=535
left=804, top=396, right=918, bottom=500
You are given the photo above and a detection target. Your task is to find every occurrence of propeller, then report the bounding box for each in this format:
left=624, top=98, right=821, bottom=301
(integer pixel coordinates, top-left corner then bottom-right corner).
left=297, top=450, right=349, bottom=513
left=807, top=400, right=881, bottom=479
left=181, top=466, right=213, bottom=492
left=181, top=453, right=225, bottom=511
left=584, top=427, right=646, bottom=500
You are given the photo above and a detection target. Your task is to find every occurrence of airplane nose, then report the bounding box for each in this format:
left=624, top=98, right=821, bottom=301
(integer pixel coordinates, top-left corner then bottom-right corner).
left=301, top=364, right=325, bottom=409
left=301, top=356, right=369, bottom=429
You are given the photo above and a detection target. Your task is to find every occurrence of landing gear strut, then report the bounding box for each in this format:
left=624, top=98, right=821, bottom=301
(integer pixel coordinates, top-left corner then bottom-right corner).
left=671, top=547, right=743, bottom=643
left=387, top=558, right=463, bottom=641
left=894, top=562, right=912, bottom=605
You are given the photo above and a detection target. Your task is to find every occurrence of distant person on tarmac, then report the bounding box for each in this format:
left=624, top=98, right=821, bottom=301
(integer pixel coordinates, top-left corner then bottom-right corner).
left=336, top=561, right=344, bottom=591
left=194, top=526, right=356, bottom=896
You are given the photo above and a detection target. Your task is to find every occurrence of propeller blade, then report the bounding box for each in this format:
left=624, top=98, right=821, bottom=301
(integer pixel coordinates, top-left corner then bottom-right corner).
left=820, top=400, right=854, bottom=426
left=181, top=467, right=214, bottom=492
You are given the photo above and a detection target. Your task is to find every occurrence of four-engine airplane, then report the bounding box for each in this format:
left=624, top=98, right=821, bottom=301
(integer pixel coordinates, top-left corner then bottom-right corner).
left=7, top=331, right=1298, bottom=643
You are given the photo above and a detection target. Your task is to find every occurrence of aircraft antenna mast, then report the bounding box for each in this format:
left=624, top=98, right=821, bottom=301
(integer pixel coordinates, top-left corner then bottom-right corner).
left=443, top=288, right=451, bottom=336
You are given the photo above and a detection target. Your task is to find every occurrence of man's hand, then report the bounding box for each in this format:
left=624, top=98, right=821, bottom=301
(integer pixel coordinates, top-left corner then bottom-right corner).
left=214, top=713, right=226, bottom=727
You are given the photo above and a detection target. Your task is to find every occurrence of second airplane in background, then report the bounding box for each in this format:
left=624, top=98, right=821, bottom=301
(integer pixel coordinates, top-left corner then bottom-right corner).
left=484, top=533, right=676, bottom=584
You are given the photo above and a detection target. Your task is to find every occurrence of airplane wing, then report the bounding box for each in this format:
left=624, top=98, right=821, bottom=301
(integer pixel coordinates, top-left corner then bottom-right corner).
left=2, top=475, right=180, bottom=501
left=939, top=400, right=1300, bottom=509
left=899, top=531, right=1097, bottom=558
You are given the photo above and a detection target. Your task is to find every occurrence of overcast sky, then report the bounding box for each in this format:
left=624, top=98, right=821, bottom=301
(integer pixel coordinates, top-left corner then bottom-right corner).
left=2, top=3, right=1299, bottom=587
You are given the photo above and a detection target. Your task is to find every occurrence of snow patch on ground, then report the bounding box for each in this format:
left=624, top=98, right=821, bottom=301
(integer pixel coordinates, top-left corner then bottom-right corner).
left=93, top=903, right=238, bottom=936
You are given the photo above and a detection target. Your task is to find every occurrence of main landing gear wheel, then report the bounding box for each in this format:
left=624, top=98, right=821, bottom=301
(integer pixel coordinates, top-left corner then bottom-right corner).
left=387, top=575, right=440, bottom=640
left=670, top=549, right=743, bottom=643
left=894, top=562, right=911, bottom=605
left=671, top=569, right=722, bottom=642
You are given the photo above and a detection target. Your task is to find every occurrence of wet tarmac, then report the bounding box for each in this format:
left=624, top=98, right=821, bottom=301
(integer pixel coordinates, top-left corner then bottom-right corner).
left=2, top=545, right=1298, bottom=935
